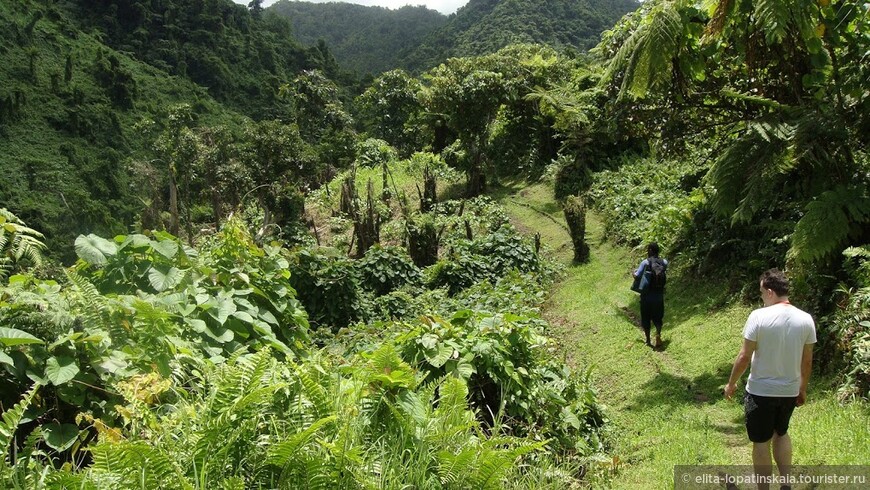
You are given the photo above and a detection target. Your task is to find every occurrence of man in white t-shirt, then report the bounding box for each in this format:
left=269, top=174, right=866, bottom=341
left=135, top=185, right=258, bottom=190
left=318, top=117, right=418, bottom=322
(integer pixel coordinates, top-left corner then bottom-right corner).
left=724, top=269, right=816, bottom=490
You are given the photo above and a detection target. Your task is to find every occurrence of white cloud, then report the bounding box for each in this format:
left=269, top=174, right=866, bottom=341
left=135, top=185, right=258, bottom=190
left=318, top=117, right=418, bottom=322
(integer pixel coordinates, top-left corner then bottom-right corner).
left=233, top=0, right=465, bottom=15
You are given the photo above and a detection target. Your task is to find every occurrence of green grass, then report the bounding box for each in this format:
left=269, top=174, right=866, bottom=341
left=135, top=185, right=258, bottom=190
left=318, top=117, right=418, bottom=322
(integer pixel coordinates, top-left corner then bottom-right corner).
left=494, top=180, right=870, bottom=488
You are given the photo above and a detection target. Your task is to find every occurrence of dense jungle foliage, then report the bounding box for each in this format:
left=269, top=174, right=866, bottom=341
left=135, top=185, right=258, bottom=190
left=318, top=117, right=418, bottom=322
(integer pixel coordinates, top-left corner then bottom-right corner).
left=269, top=1, right=448, bottom=75
left=1, top=0, right=869, bottom=487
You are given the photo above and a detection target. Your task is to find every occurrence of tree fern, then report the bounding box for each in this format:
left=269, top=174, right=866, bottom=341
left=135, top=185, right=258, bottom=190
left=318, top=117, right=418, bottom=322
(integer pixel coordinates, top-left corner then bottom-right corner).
left=790, top=185, right=870, bottom=263
left=603, top=1, right=684, bottom=100
left=753, top=0, right=792, bottom=44
left=706, top=118, right=794, bottom=222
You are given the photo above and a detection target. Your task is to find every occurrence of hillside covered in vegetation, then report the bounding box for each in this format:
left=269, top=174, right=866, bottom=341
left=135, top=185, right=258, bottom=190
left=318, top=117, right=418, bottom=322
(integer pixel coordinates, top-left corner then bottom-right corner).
left=399, top=0, right=640, bottom=72
left=1, top=0, right=868, bottom=487
left=269, top=1, right=448, bottom=75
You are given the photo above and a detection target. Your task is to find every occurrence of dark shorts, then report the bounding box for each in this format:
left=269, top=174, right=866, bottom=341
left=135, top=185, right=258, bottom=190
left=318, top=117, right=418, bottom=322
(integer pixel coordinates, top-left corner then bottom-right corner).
left=640, top=292, right=664, bottom=329
left=744, top=392, right=797, bottom=443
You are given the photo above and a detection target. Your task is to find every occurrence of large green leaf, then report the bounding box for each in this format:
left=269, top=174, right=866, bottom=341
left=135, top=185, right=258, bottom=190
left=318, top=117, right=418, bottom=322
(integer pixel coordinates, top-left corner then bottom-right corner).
left=151, top=239, right=179, bottom=259
left=204, top=297, right=236, bottom=326
left=203, top=325, right=234, bottom=343
left=0, top=327, right=44, bottom=346
left=426, top=345, right=454, bottom=368
left=43, top=423, right=80, bottom=452
left=45, top=356, right=80, bottom=385
left=0, top=350, right=14, bottom=366
left=148, top=265, right=183, bottom=292
left=74, top=234, right=118, bottom=265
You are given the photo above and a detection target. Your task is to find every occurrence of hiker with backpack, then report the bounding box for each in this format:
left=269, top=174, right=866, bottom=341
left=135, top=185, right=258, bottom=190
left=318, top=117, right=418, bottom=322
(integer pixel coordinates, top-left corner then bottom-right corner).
left=631, top=242, right=668, bottom=348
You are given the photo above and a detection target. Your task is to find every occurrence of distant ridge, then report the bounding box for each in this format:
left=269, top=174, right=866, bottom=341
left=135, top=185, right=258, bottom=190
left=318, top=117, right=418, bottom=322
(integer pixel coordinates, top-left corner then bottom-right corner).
left=269, top=1, right=448, bottom=75
left=269, top=0, right=639, bottom=75
left=400, top=0, right=640, bottom=72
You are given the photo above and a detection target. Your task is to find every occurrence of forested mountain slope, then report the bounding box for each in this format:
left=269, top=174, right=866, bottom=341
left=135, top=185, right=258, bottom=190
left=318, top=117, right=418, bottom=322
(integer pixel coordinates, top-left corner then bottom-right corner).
left=400, top=0, right=640, bottom=72
left=0, top=0, right=342, bottom=256
left=269, top=1, right=447, bottom=75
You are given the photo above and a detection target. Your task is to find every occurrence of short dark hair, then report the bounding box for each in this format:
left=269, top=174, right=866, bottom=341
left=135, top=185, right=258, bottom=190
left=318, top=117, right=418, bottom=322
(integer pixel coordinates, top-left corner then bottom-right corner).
left=760, top=268, right=789, bottom=296
left=647, top=242, right=660, bottom=257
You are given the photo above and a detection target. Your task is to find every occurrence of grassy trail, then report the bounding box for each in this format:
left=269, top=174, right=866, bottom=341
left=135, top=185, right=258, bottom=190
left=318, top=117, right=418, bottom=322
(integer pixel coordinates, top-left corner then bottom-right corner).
left=496, top=181, right=870, bottom=488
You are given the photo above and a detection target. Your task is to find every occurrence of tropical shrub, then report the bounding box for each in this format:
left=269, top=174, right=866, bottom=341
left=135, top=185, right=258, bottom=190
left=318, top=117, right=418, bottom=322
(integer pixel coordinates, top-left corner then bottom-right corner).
left=0, top=219, right=311, bottom=459
left=288, top=246, right=367, bottom=331
left=356, top=245, right=423, bottom=297
left=1, top=344, right=580, bottom=489
left=395, top=310, right=606, bottom=456
left=828, top=246, right=870, bottom=401
left=355, top=137, right=398, bottom=168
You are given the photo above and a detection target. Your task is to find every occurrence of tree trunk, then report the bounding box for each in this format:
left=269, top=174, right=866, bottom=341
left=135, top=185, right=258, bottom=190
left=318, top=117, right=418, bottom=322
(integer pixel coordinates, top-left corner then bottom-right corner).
left=563, top=195, right=590, bottom=263
left=169, top=166, right=179, bottom=236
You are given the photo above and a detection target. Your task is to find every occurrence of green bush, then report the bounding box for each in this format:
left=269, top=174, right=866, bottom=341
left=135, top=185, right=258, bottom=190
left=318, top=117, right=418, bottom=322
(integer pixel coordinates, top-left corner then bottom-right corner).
left=356, top=245, right=423, bottom=297
left=395, top=310, right=606, bottom=456
left=355, top=137, right=397, bottom=168
left=288, top=247, right=366, bottom=331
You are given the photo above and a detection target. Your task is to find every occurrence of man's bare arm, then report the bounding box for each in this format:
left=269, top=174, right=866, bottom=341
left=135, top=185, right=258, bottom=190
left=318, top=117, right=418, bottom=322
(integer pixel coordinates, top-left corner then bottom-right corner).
left=724, top=338, right=756, bottom=400
left=797, top=342, right=813, bottom=406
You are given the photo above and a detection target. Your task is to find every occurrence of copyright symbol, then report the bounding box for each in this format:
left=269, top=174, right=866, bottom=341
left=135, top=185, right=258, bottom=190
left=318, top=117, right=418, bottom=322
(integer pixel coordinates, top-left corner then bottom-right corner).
left=682, top=474, right=690, bottom=483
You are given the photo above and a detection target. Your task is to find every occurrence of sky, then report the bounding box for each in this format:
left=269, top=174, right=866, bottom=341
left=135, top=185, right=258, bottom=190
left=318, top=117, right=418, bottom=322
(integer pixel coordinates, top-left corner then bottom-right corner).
left=233, top=0, right=466, bottom=15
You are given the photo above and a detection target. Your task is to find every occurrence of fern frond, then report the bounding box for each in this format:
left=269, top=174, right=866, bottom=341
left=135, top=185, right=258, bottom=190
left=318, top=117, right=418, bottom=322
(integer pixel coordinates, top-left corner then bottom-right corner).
left=754, top=0, right=791, bottom=44
left=296, top=365, right=332, bottom=418
left=790, top=185, right=870, bottom=263
left=707, top=118, right=793, bottom=222
left=436, top=448, right=477, bottom=485
left=90, top=441, right=193, bottom=490
left=268, top=415, right=337, bottom=483
left=64, top=270, right=110, bottom=330
left=471, top=440, right=548, bottom=489
left=719, top=88, right=787, bottom=110
left=0, top=385, right=39, bottom=466
left=604, top=1, right=684, bottom=99
left=11, top=236, right=45, bottom=268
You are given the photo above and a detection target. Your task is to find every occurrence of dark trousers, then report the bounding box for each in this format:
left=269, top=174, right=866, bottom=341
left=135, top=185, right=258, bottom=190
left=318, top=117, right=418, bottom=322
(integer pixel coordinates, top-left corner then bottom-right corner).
left=640, top=291, right=664, bottom=340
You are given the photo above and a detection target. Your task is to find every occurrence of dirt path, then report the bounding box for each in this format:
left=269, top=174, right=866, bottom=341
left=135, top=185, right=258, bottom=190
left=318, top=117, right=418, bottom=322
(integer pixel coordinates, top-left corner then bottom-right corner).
left=499, top=182, right=749, bottom=487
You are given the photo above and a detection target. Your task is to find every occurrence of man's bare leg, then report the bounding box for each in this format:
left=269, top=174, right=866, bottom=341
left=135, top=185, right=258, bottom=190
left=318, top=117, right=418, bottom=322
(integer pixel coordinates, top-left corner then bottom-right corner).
left=772, top=433, right=792, bottom=487
left=752, top=440, right=773, bottom=490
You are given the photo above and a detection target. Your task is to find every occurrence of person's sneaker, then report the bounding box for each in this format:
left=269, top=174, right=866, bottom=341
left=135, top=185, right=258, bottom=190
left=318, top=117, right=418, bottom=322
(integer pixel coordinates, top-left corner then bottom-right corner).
left=654, top=335, right=662, bottom=348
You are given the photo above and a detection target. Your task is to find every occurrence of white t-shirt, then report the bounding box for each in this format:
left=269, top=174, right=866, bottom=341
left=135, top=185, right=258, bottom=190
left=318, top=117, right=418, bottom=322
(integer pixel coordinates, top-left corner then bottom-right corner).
left=744, top=303, right=816, bottom=397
